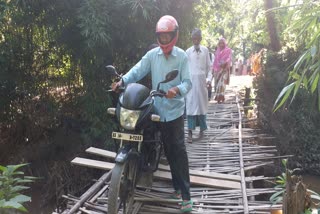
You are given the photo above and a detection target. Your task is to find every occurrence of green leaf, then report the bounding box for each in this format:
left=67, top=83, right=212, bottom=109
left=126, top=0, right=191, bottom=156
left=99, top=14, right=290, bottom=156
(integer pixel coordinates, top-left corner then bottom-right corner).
left=290, top=72, right=301, bottom=80
left=274, top=82, right=295, bottom=111
left=293, top=51, right=308, bottom=71
left=275, top=184, right=285, bottom=188
left=291, top=68, right=308, bottom=103
left=302, top=76, right=308, bottom=88
left=273, top=196, right=283, bottom=205
left=16, top=179, right=35, bottom=184
left=0, top=165, right=6, bottom=172
left=2, top=201, right=27, bottom=212
left=270, top=189, right=285, bottom=202
left=6, top=164, right=29, bottom=174
left=318, top=81, right=320, bottom=111
left=310, top=46, right=317, bottom=58
left=304, top=209, right=312, bottom=214
left=11, top=186, right=30, bottom=193
left=10, top=195, right=31, bottom=204
left=282, top=159, right=287, bottom=167
left=12, top=171, right=24, bottom=176
left=23, top=176, right=38, bottom=180
left=0, top=199, right=5, bottom=206
left=276, top=179, right=285, bottom=185
left=310, top=73, right=319, bottom=93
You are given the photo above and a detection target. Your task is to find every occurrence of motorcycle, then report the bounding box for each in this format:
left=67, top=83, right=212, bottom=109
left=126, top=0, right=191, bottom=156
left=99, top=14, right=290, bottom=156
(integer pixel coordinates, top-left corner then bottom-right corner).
left=106, top=65, right=178, bottom=214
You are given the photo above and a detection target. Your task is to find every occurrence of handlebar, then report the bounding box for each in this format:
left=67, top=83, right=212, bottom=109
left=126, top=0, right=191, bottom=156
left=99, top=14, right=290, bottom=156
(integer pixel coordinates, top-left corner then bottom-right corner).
left=150, top=90, right=166, bottom=98
left=108, top=86, right=125, bottom=93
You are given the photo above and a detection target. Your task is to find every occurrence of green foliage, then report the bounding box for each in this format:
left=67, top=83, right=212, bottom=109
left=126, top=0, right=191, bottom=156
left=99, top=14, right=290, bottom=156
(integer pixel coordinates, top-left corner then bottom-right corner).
left=270, top=159, right=288, bottom=205
left=0, top=0, right=202, bottom=150
left=0, top=163, right=37, bottom=213
left=255, top=50, right=320, bottom=174
left=76, top=67, right=115, bottom=144
left=274, top=0, right=320, bottom=111
left=196, top=0, right=269, bottom=56
left=77, top=0, right=112, bottom=49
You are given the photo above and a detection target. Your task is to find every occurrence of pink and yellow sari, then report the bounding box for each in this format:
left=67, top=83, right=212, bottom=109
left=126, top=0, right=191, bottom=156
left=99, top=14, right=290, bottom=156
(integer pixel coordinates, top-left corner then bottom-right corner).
left=213, top=38, right=232, bottom=103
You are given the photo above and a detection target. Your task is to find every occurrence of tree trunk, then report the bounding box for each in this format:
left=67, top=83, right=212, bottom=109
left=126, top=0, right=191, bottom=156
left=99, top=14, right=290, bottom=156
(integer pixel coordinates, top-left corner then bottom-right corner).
left=264, top=0, right=281, bottom=52
left=282, top=170, right=309, bottom=214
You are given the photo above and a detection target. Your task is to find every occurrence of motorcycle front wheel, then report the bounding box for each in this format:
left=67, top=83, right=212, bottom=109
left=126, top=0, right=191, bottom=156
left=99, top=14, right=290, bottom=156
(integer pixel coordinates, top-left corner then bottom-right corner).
left=108, top=160, right=138, bottom=214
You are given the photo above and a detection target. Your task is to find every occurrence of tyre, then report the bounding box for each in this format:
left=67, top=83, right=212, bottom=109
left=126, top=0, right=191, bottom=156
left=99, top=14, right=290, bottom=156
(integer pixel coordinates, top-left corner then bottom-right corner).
left=108, top=160, right=137, bottom=214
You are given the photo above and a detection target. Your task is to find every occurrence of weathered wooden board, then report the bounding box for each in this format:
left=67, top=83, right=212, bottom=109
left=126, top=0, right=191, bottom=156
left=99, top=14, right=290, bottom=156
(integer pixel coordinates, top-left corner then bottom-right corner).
left=71, top=157, right=241, bottom=189
left=86, top=147, right=116, bottom=159
left=71, top=157, right=115, bottom=170
left=85, top=147, right=242, bottom=182
left=153, top=170, right=241, bottom=189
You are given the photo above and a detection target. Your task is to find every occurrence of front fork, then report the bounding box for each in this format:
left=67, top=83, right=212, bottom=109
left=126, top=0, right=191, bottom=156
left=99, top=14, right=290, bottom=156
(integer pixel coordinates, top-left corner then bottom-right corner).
left=116, top=140, right=140, bottom=198
left=115, top=140, right=142, bottom=163
left=119, top=140, right=142, bottom=153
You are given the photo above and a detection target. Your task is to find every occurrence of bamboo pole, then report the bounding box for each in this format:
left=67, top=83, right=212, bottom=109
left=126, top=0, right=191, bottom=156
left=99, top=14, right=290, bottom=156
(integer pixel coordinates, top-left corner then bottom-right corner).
left=67, top=170, right=112, bottom=214
left=236, top=95, right=249, bottom=214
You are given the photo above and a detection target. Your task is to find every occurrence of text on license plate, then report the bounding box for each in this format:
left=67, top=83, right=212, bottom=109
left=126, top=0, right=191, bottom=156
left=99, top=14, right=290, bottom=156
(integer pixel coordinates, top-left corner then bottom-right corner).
left=112, top=132, right=143, bottom=142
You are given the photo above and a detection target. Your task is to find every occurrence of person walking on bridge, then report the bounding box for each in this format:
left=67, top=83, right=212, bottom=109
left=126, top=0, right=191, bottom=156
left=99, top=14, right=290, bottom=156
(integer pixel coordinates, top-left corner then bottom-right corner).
left=186, top=28, right=212, bottom=143
left=213, top=38, right=232, bottom=103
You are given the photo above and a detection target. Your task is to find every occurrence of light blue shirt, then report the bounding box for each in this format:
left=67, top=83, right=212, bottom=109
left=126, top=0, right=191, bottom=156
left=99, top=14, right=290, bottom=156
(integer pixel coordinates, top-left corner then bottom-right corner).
left=122, top=46, right=192, bottom=122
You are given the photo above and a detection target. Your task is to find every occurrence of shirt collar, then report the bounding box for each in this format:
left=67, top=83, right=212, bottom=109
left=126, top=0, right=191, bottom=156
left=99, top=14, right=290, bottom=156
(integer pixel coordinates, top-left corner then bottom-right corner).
left=157, top=46, right=177, bottom=57
left=193, top=46, right=202, bottom=53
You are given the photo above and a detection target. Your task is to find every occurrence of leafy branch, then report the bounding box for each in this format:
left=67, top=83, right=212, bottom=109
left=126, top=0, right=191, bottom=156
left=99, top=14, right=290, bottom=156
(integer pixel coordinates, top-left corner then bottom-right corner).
left=0, top=163, right=38, bottom=213
left=274, top=0, right=320, bottom=111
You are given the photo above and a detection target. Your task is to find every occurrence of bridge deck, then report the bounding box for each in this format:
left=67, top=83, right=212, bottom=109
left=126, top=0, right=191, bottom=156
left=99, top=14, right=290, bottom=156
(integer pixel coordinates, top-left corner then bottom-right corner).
left=56, top=76, right=282, bottom=214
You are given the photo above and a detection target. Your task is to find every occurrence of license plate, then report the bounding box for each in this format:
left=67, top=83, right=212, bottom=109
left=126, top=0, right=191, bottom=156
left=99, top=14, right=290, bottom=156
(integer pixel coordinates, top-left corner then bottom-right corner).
left=112, top=132, right=143, bottom=142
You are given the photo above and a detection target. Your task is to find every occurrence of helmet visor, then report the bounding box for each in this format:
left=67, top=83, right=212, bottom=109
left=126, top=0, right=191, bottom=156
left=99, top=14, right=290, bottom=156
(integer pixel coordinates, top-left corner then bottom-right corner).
left=157, top=32, right=175, bottom=45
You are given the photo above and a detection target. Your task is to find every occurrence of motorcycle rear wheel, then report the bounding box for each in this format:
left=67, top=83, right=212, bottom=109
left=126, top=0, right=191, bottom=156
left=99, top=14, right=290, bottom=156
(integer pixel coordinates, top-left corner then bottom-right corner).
left=108, top=160, right=137, bottom=214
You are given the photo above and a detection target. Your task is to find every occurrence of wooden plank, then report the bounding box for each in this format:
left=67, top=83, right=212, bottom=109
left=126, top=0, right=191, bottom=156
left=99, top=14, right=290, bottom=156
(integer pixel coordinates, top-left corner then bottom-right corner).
left=85, top=147, right=241, bottom=182
left=86, top=147, right=116, bottom=159
left=71, top=157, right=115, bottom=170
left=71, top=157, right=240, bottom=189
left=158, top=163, right=241, bottom=182
left=153, top=170, right=240, bottom=189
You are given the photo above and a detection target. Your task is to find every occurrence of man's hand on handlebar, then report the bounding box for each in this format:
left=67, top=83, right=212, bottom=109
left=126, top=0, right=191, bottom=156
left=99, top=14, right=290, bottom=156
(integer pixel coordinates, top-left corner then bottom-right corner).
left=166, top=87, right=180, bottom=99
left=111, top=80, right=123, bottom=92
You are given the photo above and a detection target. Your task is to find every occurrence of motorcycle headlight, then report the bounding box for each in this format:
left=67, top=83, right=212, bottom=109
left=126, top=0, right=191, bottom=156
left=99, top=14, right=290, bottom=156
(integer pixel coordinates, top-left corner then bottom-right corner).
left=120, top=107, right=141, bottom=130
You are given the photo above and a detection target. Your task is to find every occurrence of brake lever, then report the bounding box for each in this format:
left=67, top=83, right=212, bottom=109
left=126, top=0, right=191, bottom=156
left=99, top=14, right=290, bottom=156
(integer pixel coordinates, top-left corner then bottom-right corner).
left=108, top=86, right=125, bottom=93
left=159, top=89, right=166, bottom=95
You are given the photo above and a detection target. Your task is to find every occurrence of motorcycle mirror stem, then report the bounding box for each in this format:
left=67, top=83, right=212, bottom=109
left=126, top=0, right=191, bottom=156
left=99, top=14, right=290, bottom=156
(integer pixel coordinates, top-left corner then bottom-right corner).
left=105, top=65, right=121, bottom=78
left=156, top=69, right=179, bottom=91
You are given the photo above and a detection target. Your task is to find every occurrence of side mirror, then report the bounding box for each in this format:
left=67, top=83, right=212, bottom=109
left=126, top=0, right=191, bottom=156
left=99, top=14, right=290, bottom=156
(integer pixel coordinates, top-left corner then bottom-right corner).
left=105, top=65, right=121, bottom=78
left=164, top=69, right=178, bottom=83
left=157, top=69, right=179, bottom=91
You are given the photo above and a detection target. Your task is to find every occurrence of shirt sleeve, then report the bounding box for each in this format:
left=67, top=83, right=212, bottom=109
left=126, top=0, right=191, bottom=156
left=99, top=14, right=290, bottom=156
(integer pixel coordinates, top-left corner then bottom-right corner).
left=206, top=49, right=213, bottom=82
left=176, top=54, right=192, bottom=97
left=122, top=53, right=151, bottom=86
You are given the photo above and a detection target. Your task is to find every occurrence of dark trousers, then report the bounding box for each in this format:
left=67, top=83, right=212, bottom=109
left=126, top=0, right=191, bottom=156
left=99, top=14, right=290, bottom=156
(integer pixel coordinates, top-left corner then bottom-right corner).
left=160, top=116, right=191, bottom=200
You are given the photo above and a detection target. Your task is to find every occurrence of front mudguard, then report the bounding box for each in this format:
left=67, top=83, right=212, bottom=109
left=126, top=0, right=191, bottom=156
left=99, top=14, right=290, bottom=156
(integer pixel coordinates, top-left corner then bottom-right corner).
left=115, top=145, right=139, bottom=163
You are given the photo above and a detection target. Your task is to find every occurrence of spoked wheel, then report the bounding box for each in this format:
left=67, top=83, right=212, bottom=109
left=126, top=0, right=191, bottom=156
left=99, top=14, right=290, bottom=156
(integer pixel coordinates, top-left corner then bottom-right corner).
left=108, top=160, right=138, bottom=214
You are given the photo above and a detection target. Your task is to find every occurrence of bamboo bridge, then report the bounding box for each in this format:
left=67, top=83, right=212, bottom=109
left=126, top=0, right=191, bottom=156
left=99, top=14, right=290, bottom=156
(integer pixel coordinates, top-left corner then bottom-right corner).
left=54, top=76, right=282, bottom=214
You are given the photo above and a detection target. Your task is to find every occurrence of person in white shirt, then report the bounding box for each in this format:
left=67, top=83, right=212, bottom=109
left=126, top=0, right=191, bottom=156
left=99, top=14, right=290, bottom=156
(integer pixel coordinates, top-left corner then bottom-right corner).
left=185, top=28, right=212, bottom=143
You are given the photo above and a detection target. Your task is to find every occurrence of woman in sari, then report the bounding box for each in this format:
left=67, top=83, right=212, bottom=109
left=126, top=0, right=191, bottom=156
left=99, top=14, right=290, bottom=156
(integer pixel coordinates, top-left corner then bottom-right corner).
left=213, top=38, right=232, bottom=103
